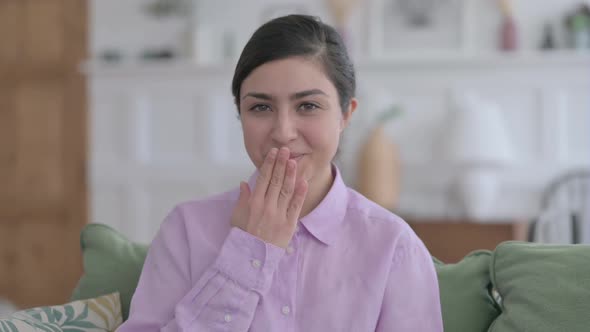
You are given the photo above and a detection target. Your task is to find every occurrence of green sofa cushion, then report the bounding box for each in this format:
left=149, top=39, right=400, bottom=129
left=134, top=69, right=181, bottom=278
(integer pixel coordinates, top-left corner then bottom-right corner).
left=489, top=241, right=590, bottom=332
left=435, top=250, right=500, bottom=332
left=71, top=224, right=148, bottom=321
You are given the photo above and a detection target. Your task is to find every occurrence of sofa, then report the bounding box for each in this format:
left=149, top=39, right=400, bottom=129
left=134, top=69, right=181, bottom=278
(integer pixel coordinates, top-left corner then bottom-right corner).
left=5, top=223, right=590, bottom=331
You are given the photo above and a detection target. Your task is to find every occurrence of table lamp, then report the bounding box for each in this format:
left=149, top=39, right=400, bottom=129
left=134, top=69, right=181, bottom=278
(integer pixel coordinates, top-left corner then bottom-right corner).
left=445, top=93, right=516, bottom=220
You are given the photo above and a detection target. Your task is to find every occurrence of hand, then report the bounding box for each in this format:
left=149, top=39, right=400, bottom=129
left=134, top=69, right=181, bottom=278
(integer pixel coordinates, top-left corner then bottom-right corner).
left=231, top=147, right=308, bottom=249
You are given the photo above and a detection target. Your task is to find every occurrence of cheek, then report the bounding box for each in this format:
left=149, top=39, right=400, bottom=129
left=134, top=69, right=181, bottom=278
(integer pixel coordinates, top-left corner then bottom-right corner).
left=305, top=120, right=341, bottom=152
left=242, top=118, right=268, bottom=167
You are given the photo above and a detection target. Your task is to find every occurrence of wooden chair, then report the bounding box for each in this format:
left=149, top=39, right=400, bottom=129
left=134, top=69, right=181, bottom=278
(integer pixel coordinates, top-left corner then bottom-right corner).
left=528, top=169, right=590, bottom=244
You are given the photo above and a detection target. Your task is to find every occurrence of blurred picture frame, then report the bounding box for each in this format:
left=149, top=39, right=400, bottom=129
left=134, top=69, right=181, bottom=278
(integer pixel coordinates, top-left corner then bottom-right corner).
left=367, top=0, right=470, bottom=59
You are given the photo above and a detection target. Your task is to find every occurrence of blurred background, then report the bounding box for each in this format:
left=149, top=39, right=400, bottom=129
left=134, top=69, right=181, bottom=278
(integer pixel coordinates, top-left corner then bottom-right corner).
left=1, top=0, right=589, bottom=314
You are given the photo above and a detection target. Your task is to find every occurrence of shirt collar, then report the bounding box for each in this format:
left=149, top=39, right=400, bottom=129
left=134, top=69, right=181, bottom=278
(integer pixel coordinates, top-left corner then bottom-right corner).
left=247, top=164, right=348, bottom=246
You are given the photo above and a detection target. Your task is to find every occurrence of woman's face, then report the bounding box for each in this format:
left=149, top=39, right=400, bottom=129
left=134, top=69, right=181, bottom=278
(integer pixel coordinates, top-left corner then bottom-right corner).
left=239, top=57, right=356, bottom=185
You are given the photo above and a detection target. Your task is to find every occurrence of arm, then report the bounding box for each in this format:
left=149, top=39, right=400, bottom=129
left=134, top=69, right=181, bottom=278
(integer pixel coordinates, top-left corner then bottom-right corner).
left=119, top=146, right=307, bottom=331
left=375, top=230, right=444, bottom=332
left=117, top=208, right=284, bottom=332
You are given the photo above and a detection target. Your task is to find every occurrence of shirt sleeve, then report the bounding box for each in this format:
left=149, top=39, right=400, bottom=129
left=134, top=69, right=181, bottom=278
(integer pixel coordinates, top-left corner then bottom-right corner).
left=375, top=229, right=444, bottom=332
left=116, top=207, right=285, bottom=332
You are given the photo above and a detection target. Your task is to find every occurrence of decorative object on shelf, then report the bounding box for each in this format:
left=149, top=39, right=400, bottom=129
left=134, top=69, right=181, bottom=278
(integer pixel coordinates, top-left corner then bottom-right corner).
left=368, top=0, right=466, bottom=58
left=141, top=0, right=195, bottom=59
left=445, top=93, right=516, bottom=221
left=325, top=0, right=361, bottom=49
left=193, top=23, right=220, bottom=65
left=540, top=23, right=556, bottom=50
left=565, top=4, right=590, bottom=50
left=140, top=48, right=177, bottom=61
left=497, top=0, right=518, bottom=51
left=142, top=0, right=190, bottom=18
left=396, top=0, right=437, bottom=27
left=189, top=2, right=238, bottom=66
left=191, top=25, right=237, bottom=65
left=356, top=104, right=402, bottom=211
left=98, top=49, right=124, bottom=63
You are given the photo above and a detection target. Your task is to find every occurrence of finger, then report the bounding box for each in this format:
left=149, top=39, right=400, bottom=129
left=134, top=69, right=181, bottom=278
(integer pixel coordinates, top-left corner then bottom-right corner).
left=278, top=159, right=297, bottom=211
left=253, top=148, right=278, bottom=200
left=286, top=179, right=308, bottom=225
left=265, top=147, right=289, bottom=203
left=238, top=181, right=251, bottom=208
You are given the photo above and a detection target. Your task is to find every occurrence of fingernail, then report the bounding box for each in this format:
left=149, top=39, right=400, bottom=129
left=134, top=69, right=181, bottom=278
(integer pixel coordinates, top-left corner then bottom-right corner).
left=270, top=148, right=278, bottom=158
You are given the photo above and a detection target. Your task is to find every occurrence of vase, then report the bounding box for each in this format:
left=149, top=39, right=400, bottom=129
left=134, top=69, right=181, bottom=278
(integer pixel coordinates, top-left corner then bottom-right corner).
left=356, top=125, right=400, bottom=210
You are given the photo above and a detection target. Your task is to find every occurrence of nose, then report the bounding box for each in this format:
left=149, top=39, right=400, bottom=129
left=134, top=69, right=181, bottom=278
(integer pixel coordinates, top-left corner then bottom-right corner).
left=270, top=110, right=297, bottom=145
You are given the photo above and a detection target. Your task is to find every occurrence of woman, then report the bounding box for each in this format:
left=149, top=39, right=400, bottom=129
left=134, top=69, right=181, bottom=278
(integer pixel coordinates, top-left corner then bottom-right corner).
left=118, top=15, right=442, bottom=331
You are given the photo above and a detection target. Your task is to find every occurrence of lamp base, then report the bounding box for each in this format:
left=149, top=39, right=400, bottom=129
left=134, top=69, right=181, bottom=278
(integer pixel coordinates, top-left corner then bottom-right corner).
left=457, top=168, right=499, bottom=221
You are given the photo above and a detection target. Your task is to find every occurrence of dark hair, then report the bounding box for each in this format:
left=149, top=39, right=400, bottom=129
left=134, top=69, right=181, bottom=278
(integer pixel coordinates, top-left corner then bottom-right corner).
left=231, top=15, right=356, bottom=113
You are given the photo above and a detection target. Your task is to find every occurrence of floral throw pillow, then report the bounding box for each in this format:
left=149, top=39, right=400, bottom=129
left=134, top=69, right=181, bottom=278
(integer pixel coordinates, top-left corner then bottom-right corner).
left=0, top=292, right=122, bottom=332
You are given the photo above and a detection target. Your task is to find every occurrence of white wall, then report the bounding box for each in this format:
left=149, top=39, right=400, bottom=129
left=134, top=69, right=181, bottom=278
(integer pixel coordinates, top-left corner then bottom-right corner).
left=89, top=0, right=590, bottom=243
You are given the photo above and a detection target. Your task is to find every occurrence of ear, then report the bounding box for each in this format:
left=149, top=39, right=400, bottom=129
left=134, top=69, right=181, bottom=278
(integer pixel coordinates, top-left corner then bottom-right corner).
left=340, top=98, right=358, bottom=132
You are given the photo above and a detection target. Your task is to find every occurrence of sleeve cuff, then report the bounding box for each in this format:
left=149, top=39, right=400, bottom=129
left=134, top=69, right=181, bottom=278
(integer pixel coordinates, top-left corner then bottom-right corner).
left=214, top=227, right=285, bottom=294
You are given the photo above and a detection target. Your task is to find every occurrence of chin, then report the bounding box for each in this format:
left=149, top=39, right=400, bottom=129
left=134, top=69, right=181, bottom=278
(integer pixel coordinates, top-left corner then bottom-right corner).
left=295, top=163, right=311, bottom=181
left=303, top=166, right=321, bottom=184
left=296, top=169, right=308, bottom=181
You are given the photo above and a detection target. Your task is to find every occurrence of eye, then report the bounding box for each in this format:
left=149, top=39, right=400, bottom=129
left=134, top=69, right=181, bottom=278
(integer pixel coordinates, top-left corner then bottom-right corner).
left=298, top=102, right=319, bottom=112
left=249, top=104, right=271, bottom=112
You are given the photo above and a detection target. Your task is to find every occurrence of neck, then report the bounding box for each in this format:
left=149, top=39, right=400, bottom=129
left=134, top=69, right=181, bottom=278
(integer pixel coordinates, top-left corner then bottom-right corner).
left=300, top=165, right=334, bottom=218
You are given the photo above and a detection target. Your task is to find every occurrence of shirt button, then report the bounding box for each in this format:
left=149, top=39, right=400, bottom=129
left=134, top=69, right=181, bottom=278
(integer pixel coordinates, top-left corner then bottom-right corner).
left=286, top=246, right=294, bottom=254
left=281, top=305, right=291, bottom=315
left=224, top=314, right=232, bottom=322
left=251, top=259, right=261, bottom=269
left=295, top=224, right=301, bottom=233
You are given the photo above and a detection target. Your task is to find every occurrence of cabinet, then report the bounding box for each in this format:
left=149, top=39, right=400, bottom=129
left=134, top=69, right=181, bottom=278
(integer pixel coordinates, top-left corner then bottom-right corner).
left=406, top=219, right=529, bottom=263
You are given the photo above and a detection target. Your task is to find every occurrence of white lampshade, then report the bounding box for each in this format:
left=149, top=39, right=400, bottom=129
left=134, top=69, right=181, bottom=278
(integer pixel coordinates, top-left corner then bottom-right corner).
left=446, top=93, right=516, bottom=167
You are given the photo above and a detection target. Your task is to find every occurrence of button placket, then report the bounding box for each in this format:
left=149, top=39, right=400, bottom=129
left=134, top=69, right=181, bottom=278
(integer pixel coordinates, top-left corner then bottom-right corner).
left=251, top=259, right=261, bottom=269
left=278, top=232, right=299, bottom=323
left=281, top=305, right=291, bottom=315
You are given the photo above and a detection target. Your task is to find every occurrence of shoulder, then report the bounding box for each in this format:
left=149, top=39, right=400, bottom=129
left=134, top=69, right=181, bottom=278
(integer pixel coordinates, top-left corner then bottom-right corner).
left=345, top=188, right=411, bottom=236
left=344, top=188, right=426, bottom=259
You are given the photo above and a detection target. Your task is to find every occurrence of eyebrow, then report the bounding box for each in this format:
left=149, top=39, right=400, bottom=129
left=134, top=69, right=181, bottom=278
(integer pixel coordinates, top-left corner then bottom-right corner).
left=241, top=89, right=328, bottom=101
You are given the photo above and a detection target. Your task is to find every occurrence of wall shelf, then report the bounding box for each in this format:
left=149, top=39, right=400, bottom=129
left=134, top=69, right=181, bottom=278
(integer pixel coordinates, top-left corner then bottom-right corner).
left=358, top=51, right=590, bottom=69
left=82, top=51, right=590, bottom=76
left=81, top=60, right=234, bottom=77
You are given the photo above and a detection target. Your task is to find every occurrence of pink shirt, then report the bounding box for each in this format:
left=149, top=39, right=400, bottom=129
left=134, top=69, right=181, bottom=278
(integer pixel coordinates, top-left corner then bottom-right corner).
left=118, top=166, right=443, bottom=331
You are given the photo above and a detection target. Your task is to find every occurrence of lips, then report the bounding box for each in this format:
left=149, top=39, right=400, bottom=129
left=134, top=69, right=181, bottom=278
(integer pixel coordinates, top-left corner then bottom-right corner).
left=265, top=149, right=306, bottom=161
left=289, top=153, right=304, bottom=161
